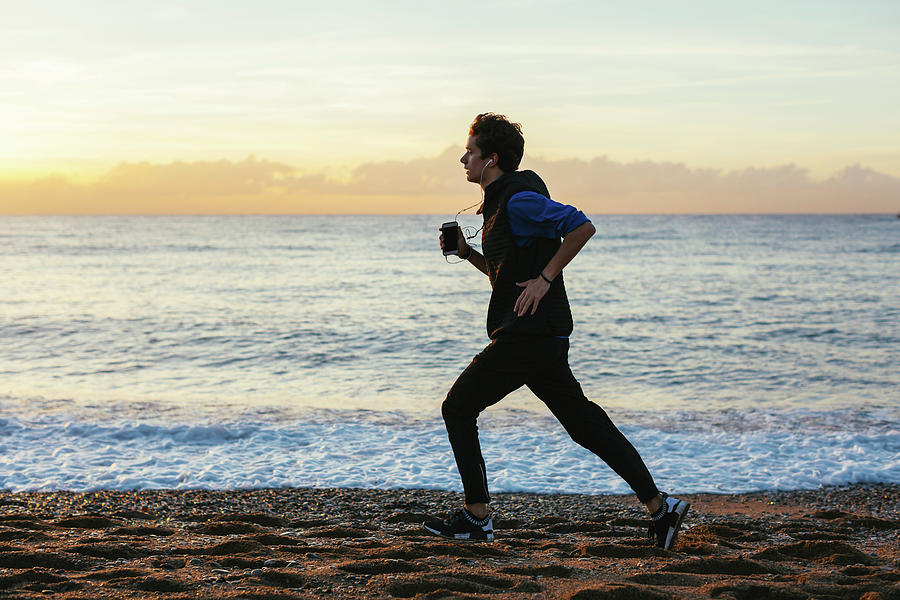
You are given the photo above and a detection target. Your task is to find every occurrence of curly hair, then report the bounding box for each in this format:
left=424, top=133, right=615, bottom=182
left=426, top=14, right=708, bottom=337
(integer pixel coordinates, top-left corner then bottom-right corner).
left=469, top=113, right=525, bottom=172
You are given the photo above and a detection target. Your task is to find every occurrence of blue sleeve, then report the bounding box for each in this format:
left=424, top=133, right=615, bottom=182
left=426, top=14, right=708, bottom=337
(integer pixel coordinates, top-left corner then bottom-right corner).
left=507, top=191, right=590, bottom=246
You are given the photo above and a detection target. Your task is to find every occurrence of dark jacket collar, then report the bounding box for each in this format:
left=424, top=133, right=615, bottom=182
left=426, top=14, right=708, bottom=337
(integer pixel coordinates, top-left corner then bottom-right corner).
left=481, top=170, right=549, bottom=216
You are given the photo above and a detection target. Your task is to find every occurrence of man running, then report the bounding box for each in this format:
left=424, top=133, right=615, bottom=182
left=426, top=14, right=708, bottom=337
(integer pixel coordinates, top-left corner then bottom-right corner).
left=424, top=113, right=689, bottom=549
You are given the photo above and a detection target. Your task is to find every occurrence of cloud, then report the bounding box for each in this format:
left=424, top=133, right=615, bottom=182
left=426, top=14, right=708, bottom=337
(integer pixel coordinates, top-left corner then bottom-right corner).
left=1, top=150, right=898, bottom=215
left=527, top=157, right=900, bottom=214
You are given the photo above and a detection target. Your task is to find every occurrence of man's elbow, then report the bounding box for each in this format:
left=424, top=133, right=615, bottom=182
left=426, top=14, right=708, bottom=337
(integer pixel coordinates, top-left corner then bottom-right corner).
left=576, top=221, right=596, bottom=239
left=563, top=220, right=595, bottom=241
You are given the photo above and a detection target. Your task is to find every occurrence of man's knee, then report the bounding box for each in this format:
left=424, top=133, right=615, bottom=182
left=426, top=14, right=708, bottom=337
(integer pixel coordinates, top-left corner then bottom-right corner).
left=442, top=385, right=477, bottom=423
left=556, top=405, right=611, bottom=449
left=440, top=396, right=455, bottom=422
left=564, top=424, right=593, bottom=450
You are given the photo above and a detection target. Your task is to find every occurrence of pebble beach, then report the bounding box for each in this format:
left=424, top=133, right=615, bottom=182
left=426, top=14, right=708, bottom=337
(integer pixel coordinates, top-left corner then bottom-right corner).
left=1, top=484, right=898, bottom=599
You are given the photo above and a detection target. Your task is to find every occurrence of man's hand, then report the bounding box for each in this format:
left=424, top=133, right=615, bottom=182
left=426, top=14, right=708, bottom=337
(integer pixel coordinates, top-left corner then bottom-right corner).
left=514, top=276, right=551, bottom=316
left=439, top=227, right=469, bottom=257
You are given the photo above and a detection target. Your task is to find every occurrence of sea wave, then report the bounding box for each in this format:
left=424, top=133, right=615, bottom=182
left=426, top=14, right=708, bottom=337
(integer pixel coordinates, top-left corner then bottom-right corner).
left=1, top=401, right=897, bottom=494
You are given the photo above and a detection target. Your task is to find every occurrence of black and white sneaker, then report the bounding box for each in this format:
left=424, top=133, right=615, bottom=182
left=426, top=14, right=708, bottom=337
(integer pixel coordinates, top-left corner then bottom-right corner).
left=649, top=493, right=690, bottom=550
left=423, top=509, right=494, bottom=541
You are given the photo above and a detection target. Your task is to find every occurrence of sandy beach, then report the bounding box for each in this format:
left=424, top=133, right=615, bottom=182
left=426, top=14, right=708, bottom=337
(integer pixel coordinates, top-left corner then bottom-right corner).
left=1, top=484, right=898, bottom=599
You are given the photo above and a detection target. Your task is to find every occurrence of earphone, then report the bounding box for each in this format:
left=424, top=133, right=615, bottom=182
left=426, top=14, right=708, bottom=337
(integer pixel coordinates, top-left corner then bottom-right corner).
left=479, top=159, right=493, bottom=179
left=444, top=156, right=495, bottom=263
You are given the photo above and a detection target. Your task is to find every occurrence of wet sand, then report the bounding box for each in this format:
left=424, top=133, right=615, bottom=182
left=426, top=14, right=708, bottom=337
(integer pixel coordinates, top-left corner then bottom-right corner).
left=1, top=484, right=898, bottom=599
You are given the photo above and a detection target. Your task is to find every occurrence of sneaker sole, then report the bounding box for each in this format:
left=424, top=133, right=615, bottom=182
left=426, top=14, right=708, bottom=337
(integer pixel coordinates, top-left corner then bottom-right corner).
left=664, top=500, right=690, bottom=550
left=422, top=524, right=494, bottom=542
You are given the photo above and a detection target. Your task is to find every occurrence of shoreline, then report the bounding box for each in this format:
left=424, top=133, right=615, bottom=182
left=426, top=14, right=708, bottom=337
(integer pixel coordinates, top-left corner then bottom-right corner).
left=2, top=484, right=898, bottom=598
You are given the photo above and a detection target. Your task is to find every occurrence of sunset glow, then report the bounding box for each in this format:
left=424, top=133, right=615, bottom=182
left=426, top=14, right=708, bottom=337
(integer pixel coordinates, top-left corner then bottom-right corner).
left=2, top=1, right=898, bottom=213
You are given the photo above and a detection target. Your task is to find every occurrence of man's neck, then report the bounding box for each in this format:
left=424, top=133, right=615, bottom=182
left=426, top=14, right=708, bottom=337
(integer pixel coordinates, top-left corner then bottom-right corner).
left=480, top=169, right=504, bottom=190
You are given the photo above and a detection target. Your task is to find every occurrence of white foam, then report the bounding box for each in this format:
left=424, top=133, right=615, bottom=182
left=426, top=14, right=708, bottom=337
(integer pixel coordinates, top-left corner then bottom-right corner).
left=1, top=401, right=897, bottom=494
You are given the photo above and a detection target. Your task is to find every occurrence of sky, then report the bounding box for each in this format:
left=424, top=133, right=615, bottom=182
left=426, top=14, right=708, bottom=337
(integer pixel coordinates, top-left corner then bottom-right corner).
left=2, top=0, right=899, bottom=214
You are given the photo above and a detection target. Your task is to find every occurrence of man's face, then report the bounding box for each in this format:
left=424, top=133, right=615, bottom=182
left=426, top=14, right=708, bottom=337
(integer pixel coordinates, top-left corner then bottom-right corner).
left=460, top=135, right=491, bottom=184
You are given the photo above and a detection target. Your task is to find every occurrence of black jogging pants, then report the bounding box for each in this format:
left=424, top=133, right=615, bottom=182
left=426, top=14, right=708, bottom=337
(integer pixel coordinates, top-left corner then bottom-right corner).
left=441, top=335, right=660, bottom=505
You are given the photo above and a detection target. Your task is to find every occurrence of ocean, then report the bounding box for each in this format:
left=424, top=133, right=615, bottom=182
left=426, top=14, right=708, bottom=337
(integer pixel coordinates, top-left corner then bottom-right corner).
left=1, top=214, right=898, bottom=494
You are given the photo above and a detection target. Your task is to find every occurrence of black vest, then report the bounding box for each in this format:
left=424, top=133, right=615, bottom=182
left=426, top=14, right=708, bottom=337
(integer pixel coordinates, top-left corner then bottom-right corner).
left=480, top=170, right=574, bottom=339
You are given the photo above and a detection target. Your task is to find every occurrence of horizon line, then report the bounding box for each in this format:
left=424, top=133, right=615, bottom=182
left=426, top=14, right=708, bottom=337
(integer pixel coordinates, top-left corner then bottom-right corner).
left=2, top=212, right=897, bottom=217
